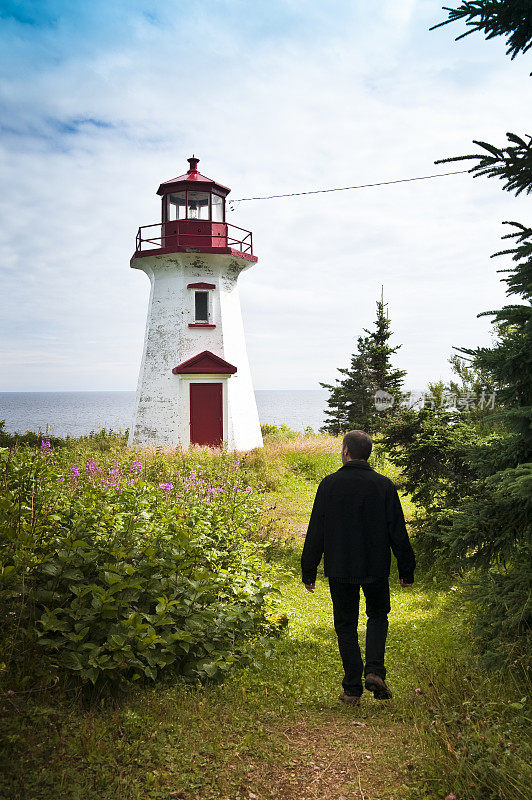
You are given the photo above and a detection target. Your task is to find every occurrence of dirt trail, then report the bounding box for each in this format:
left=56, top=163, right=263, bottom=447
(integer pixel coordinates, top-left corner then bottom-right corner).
left=242, top=514, right=420, bottom=800
left=240, top=709, right=416, bottom=800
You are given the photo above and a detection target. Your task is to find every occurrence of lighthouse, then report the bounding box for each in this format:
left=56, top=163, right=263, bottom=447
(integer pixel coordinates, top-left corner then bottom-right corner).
left=128, top=156, right=263, bottom=451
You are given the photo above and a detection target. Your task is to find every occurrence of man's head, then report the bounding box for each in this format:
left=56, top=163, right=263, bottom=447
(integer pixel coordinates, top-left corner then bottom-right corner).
left=342, top=430, right=373, bottom=464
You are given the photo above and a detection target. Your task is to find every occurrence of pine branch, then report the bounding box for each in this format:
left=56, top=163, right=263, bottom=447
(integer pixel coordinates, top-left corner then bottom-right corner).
left=430, top=1, right=532, bottom=60
left=435, top=133, right=532, bottom=196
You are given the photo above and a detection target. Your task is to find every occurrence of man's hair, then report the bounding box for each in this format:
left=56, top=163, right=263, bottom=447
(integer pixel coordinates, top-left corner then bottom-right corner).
left=342, top=430, right=373, bottom=460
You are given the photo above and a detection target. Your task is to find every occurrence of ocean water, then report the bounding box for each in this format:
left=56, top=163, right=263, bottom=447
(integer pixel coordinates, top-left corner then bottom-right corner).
left=0, top=390, right=329, bottom=438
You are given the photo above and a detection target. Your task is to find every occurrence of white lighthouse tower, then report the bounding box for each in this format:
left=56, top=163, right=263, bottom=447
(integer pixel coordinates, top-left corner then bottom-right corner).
left=128, top=156, right=263, bottom=451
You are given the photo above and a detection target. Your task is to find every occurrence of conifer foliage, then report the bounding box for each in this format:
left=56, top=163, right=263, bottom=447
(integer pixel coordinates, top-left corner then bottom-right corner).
left=383, top=1, right=532, bottom=664
left=430, top=0, right=532, bottom=60
left=320, top=291, right=406, bottom=435
left=436, top=132, right=532, bottom=196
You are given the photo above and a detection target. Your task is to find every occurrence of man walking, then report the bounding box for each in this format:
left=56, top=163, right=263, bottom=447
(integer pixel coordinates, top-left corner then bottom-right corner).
left=301, top=430, right=415, bottom=705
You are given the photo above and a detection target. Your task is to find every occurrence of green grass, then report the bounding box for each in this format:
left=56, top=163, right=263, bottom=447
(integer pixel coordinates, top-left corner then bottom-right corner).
left=2, top=536, right=454, bottom=800
left=1, top=433, right=530, bottom=800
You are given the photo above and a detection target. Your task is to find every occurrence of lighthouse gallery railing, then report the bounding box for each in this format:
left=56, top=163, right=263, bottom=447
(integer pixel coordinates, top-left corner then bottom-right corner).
left=135, top=222, right=253, bottom=256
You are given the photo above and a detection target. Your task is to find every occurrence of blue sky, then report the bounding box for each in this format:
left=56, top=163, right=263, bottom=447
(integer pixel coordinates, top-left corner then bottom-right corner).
left=0, top=0, right=530, bottom=390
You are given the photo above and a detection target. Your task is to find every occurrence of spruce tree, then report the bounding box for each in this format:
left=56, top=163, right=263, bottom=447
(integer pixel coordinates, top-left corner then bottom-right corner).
left=383, top=3, right=532, bottom=663
left=320, top=291, right=406, bottom=435
left=402, top=1, right=532, bottom=661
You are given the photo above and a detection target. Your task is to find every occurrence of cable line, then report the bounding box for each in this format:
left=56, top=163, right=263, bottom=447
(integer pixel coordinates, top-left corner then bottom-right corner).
left=228, top=169, right=469, bottom=206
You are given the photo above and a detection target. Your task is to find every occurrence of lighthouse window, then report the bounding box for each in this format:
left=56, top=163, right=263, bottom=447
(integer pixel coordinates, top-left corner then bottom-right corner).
left=187, top=191, right=210, bottom=220
left=194, top=291, right=209, bottom=322
left=211, top=193, right=224, bottom=222
left=167, top=192, right=186, bottom=220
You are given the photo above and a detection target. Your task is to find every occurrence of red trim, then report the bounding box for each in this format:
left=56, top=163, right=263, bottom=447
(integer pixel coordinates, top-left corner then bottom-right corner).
left=188, top=323, right=216, bottom=328
left=157, top=180, right=230, bottom=196
left=172, top=350, right=237, bottom=375
left=134, top=220, right=253, bottom=258
left=157, top=159, right=230, bottom=195
left=187, top=282, right=215, bottom=289
left=131, top=246, right=258, bottom=264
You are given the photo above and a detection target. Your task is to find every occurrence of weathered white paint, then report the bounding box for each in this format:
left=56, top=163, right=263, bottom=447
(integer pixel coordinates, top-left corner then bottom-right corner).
left=128, top=251, right=263, bottom=450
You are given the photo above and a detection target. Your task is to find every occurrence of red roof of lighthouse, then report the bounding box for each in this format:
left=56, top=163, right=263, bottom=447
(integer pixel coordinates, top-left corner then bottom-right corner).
left=172, top=350, right=237, bottom=375
left=157, top=156, right=231, bottom=196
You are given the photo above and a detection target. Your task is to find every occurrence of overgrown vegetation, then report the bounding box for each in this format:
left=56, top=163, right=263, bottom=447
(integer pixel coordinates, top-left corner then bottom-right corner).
left=0, top=440, right=284, bottom=696
left=1, top=430, right=530, bottom=800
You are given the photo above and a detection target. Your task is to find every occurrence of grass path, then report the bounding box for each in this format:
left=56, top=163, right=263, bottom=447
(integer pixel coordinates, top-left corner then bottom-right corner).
left=3, top=466, right=468, bottom=800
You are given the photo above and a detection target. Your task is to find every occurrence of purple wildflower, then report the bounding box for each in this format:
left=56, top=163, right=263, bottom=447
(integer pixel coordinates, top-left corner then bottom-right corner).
left=160, top=482, right=173, bottom=492
left=245, top=486, right=253, bottom=495
left=40, top=440, right=51, bottom=455
left=415, top=687, right=422, bottom=694
left=57, top=475, right=65, bottom=482
left=7, top=690, right=15, bottom=696
left=130, top=460, right=142, bottom=473
left=70, top=466, right=80, bottom=479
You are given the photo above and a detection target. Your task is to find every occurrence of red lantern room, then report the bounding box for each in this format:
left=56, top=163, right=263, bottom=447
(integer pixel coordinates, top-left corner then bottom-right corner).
left=133, top=156, right=256, bottom=263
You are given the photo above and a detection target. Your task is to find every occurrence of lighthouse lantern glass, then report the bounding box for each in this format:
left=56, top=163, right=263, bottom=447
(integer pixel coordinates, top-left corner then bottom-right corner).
left=167, top=192, right=186, bottom=220
left=211, top=193, right=224, bottom=222
left=187, top=191, right=210, bottom=220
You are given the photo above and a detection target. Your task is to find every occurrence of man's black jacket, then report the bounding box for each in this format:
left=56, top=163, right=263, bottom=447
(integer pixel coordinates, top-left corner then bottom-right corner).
left=301, top=460, right=416, bottom=585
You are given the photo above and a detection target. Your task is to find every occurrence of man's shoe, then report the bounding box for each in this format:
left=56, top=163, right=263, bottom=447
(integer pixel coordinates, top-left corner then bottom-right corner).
left=338, top=692, right=361, bottom=706
left=365, top=673, right=393, bottom=700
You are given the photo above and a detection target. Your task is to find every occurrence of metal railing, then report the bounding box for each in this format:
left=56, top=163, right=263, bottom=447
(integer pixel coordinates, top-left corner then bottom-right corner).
left=135, top=222, right=253, bottom=255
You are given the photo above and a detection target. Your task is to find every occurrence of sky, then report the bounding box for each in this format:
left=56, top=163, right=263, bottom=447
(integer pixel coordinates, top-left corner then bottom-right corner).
left=0, top=0, right=530, bottom=391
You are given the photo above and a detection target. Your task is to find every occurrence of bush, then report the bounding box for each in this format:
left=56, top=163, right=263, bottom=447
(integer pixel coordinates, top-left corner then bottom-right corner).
left=260, top=423, right=299, bottom=438
left=0, top=419, right=67, bottom=450
left=0, top=445, right=282, bottom=692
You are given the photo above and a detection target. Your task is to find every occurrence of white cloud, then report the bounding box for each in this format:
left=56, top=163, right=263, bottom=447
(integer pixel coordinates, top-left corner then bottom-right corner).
left=0, top=0, right=529, bottom=392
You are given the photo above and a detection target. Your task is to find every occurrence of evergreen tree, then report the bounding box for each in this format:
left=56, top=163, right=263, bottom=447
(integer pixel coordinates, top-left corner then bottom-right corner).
left=454, top=222, right=532, bottom=455
left=320, top=291, right=406, bottom=435
left=437, top=1, right=532, bottom=662
left=382, top=2, right=532, bottom=664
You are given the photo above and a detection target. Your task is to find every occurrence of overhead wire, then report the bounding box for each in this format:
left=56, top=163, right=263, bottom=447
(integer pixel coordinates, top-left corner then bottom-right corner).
left=227, top=169, right=470, bottom=207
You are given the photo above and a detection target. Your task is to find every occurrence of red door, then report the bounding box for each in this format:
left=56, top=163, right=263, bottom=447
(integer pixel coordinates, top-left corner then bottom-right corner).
left=190, top=383, right=223, bottom=446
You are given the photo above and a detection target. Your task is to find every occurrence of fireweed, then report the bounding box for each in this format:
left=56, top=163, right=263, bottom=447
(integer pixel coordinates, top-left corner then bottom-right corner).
left=0, top=445, right=282, bottom=690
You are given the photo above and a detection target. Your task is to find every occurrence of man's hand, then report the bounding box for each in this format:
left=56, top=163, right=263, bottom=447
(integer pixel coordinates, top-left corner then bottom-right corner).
left=304, top=583, right=315, bottom=593
left=399, top=578, right=413, bottom=588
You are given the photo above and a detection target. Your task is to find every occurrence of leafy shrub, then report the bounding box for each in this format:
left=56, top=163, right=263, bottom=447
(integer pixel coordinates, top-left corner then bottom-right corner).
left=0, top=419, right=67, bottom=450
left=0, top=445, right=282, bottom=692
left=260, top=423, right=299, bottom=438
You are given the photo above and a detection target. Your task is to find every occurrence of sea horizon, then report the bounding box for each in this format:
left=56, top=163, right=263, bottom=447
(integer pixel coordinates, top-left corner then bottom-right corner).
left=0, top=389, right=332, bottom=437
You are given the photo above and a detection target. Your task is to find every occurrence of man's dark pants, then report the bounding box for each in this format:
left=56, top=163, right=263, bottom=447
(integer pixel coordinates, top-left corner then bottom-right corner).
left=328, top=576, right=391, bottom=697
